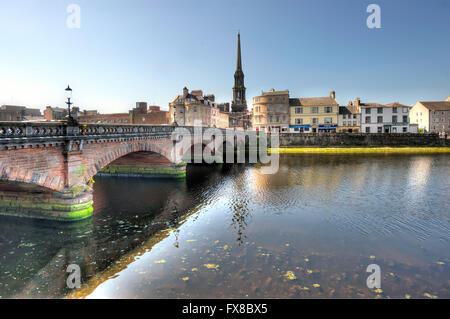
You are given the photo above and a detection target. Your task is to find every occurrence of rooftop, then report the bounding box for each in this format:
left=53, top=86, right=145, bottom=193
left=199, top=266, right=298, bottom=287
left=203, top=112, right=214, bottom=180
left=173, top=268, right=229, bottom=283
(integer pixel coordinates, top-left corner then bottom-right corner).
left=419, top=101, right=450, bottom=111
left=289, top=96, right=339, bottom=107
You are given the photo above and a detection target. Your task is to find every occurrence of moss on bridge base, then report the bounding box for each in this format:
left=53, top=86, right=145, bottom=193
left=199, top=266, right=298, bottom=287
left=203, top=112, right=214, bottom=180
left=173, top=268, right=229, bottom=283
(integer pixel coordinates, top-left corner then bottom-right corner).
left=0, top=190, right=94, bottom=222
left=98, top=162, right=187, bottom=179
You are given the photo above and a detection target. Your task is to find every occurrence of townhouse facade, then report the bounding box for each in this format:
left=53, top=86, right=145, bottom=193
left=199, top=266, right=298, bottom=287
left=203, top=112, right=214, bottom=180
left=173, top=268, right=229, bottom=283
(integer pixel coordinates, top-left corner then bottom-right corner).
left=337, top=101, right=361, bottom=133
left=252, top=89, right=290, bottom=132
left=169, top=87, right=229, bottom=129
left=410, top=97, right=450, bottom=134
left=360, top=99, right=416, bottom=133
left=289, top=91, right=339, bottom=133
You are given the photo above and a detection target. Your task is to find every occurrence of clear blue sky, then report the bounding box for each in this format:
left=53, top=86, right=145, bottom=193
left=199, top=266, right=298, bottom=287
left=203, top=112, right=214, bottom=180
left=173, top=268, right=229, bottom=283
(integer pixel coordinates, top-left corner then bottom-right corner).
left=0, top=0, right=449, bottom=113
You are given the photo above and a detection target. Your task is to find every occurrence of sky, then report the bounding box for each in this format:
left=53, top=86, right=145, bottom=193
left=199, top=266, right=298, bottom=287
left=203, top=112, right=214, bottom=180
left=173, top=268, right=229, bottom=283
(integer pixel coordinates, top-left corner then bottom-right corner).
left=0, top=0, right=449, bottom=113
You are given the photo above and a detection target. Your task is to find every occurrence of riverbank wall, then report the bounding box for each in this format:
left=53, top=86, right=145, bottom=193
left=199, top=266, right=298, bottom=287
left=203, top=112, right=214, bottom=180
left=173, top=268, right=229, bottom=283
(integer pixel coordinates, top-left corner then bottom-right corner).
left=269, top=133, right=448, bottom=147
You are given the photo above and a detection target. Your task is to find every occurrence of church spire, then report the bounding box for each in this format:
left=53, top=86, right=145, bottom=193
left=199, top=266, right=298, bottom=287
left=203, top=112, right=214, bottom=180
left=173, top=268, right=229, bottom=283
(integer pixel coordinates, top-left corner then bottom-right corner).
left=232, top=32, right=247, bottom=113
left=236, top=32, right=242, bottom=71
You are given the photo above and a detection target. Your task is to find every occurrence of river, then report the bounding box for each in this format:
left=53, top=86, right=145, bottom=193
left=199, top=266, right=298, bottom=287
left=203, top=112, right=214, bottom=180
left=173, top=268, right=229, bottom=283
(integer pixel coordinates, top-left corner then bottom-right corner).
left=0, top=154, right=449, bottom=298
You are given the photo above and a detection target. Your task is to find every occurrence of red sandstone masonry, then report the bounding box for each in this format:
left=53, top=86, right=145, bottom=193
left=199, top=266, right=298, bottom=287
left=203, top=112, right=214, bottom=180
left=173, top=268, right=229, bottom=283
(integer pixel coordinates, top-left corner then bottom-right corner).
left=0, top=137, right=177, bottom=192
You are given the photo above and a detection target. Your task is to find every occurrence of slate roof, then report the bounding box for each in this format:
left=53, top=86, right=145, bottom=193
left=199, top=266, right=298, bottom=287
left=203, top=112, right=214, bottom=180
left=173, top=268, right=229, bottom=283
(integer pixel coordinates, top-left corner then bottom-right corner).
left=289, top=97, right=339, bottom=107
left=419, top=101, right=450, bottom=111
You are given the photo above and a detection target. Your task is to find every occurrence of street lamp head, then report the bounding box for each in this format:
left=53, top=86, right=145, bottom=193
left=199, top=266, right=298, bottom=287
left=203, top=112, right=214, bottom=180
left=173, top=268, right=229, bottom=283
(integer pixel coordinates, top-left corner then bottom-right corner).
left=65, top=85, right=72, bottom=99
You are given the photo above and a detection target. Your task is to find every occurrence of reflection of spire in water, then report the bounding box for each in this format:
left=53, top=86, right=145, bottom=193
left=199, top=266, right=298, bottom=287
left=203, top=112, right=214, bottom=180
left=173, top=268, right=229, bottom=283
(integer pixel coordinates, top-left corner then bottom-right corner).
left=229, top=166, right=251, bottom=245
left=173, top=229, right=180, bottom=248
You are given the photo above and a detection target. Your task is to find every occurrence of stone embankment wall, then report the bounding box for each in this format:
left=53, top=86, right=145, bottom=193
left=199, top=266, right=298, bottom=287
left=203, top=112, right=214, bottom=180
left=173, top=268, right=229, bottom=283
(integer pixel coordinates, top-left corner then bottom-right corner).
left=269, top=133, right=448, bottom=147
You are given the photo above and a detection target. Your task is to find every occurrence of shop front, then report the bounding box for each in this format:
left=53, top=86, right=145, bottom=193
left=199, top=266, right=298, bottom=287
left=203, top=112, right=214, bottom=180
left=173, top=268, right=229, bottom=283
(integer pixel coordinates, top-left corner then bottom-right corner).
left=318, top=124, right=338, bottom=133
left=289, top=124, right=311, bottom=133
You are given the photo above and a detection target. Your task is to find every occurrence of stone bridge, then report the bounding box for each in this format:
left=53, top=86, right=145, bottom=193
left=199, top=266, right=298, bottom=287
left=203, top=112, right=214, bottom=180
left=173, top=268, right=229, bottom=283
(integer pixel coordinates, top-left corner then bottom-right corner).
left=0, top=121, right=232, bottom=221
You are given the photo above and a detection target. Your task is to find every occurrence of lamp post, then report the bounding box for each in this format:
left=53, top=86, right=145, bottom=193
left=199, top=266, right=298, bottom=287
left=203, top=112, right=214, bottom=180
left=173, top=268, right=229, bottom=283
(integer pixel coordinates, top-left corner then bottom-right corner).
left=65, top=85, right=77, bottom=125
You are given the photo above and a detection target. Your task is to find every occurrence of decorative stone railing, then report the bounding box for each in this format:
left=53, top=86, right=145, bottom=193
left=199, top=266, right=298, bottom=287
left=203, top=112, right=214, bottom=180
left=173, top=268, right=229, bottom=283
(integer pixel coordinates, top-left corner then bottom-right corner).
left=0, top=122, right=66, bottom=138
left=0, top=122, right=230, bottom=150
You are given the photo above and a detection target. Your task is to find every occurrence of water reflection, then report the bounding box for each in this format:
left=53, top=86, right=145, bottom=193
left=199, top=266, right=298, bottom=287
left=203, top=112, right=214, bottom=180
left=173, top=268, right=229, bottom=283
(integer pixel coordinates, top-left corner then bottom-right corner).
left=0, top=154, right=449, bottom=299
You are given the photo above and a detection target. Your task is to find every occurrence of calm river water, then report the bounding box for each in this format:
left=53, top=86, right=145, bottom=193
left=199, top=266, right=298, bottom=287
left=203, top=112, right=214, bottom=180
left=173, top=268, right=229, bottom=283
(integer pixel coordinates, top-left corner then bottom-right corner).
left=0, top=154, right=449, bottom=298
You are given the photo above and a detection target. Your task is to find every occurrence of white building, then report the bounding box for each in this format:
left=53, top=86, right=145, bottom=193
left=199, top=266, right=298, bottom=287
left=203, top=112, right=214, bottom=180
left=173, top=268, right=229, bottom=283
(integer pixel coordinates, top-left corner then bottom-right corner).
left=360, top=100, right=416, bottom=133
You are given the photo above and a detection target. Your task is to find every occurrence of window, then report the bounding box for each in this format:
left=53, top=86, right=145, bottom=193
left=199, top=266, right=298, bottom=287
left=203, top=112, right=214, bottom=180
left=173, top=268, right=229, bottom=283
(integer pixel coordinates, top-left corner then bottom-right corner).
left=403, top=127, right=407, bottom=133
left=275, top=106, right=279, bottom=112
left=269, top=106, right=273, bottom=112
left=325, top=107, right=333, bottom=113
left=325, top=117, right=332, bottom=124
left=194, top=106, right=197, bottom=112
left=366, top=127, right=370, bottom=133
left=392, top=115, right=397, bottom=123
left=365, top=116, right=370, bottom=124
left=377, top=127, right=382, bottom=133
left=312, top=118, right=318, bottom=124
left=269, top=116, right=273, bottom=123
left=295, top=118, right=303, bottom=124
left=282, top=106, right=287, bottom=112
left=343, top=114, right=346, bottom=119
left=392, top=127, right=397, bottom=133
left=353, top=114, right=357, bottom=119
left=377, top=116, right=383, bottom=123
left=276, top=116, right=280, bottom=123
left=312, top=107, right=318, bottom=114
left=282, top=115, right=286, bottom=122
left=276, top=97, right=280, bottom=102
left=295, top=107, right=303, bottom=114
left=365, top=108, right=371, bottom=114
left=403, top=115, right=408, bottom=123
left=353, top=121, right=357, bottom=126
left=393, top=107, right=397, bottom=113
left=343, top=121, right=347, bottom=126
left=377, top=108, right=383, bottom=114
left=402, top=107, right=408, bottom=113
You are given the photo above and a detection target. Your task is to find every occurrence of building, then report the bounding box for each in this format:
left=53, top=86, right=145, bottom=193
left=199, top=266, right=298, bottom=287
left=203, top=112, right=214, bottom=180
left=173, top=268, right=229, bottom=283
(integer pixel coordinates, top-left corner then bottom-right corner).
left=44, top=106, right=68, bottom=121
left=289, top=91, right=339, bottom=133
left=229, top=33, right=252, bottom=130
left=129, top=102, right=170, bottom=125
left=338, top=101, right=361, bottom=133
left=44, top=102, right=169, bottom=125
left=217, top=103, right=230, bottom=113
left=169, top=87, right=229, bottom=128
left=410, top=98, right=450, bottom=134
left=77, top=112, right=130, bottom=124
left=252, top=89, right=290, bottom=132
left=360, top=99, right=414, bottom=133
left=1, top=105, right=43, bottom=121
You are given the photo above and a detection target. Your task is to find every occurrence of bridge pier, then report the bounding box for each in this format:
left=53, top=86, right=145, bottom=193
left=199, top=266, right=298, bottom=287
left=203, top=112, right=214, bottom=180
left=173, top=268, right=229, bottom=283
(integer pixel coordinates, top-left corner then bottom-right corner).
left=0, top=184, right=93, bottom=221
left=96, top=151, right=187, bottom=179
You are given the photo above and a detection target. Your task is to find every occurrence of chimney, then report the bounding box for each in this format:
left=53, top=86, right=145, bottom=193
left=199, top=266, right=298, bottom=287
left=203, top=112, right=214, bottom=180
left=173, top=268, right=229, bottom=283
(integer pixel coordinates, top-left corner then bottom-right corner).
left=330, top=91, right=336, bottom=99
left=354, top=98, right=360, bottom=107
left=347, top=101, right=353, bottom=106
left=183, top=87, right=189, bottom=98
